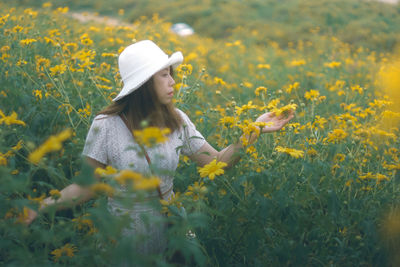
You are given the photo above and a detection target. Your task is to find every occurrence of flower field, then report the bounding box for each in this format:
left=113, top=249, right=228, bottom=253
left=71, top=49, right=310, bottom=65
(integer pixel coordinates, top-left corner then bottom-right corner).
left=1, top=1, right=399, bottom=266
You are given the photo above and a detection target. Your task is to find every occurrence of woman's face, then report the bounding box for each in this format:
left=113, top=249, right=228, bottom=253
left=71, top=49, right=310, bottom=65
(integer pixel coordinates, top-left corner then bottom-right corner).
left=153, top=67, right=175, bottom=105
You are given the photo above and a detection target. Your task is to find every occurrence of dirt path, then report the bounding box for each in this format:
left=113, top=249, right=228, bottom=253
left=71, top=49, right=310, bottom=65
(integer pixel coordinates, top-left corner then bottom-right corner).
left=377, top=0, right=399, bottom=3
left=68, top=12, right=133, bottom=27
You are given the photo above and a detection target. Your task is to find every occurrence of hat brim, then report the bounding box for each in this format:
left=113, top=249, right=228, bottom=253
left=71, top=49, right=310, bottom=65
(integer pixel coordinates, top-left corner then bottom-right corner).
left=113, top=51, right=183, bottom=102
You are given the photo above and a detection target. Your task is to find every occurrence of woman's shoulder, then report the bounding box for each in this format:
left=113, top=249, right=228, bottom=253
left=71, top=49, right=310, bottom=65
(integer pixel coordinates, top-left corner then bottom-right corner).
left=93, top=113, right=121, bottom=120
left=90, top=114, right=119, bottom=127
left=175, top=108, right=189, bottom=120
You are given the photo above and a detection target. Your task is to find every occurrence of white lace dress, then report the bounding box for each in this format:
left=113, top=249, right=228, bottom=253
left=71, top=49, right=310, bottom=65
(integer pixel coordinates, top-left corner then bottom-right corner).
left=82, top=109, right=205, bottom=254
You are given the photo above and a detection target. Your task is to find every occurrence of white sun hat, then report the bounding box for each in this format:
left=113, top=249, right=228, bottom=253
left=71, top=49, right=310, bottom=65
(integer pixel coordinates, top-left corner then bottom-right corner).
left=113, top=40, right=183, bottom=102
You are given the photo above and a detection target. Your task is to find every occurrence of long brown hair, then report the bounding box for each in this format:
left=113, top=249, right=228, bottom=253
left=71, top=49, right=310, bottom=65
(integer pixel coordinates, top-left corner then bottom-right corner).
left=98, top=71, right=182, bottom=132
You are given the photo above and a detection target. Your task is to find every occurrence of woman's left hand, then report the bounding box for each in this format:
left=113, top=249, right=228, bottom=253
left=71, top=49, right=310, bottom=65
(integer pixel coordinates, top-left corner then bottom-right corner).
left=255, top=109, right=295, bottom=133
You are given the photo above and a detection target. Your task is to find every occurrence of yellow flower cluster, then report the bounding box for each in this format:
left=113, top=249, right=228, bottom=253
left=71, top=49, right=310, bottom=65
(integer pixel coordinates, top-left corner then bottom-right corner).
left=359, top=172, right=389, bottom=184
left=184, top=181, right=207, bottom=201
left=160, top=192, right=183, bottom=216
left=93, top=168, right=161, bottom=192
left=133, top=127, right=171, bottom=147
left=275, top=146, right=304, bottom=158
left=28, top=129, right=73, bottom=164
left=0, top=110, right=26, bottom=126
left=90, top=183, right=115, bottom=196
left=198, top=159, right=228, bottom=180
left=254, top=86, right=267, bottom=96
left=324, top=129, right=348, bottom=144
left=51, top=243, right=77, bottom=262
left=235, top=101, right=257, bottom=116
left=72, top=213, right=97, bottom=235
left=94, top=165, right=118, bottom=176
left=324, top=61, right=342, bottom=68
left=304, top=89, right=320, bottom=101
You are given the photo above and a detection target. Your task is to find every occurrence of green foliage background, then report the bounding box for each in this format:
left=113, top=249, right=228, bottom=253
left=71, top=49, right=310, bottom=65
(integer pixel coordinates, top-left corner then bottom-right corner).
left=5, top=0, right=400, bottom=52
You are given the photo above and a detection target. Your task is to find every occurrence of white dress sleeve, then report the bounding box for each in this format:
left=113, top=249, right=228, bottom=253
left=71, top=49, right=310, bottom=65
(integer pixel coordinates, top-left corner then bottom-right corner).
left=177, top=109, right=206, bottom=156
left=82, top=115, right=109, bottom=165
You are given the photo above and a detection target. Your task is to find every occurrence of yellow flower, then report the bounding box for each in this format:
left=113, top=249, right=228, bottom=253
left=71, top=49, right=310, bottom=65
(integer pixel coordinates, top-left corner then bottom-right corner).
left=101, top=52, right=117, bottom=58
left=133, top=127, right=171, bottom=147
left=177, top=64, right=193, bottom=75
left=254, top=86, right=267, bottom=96
left=44, top=37, right=59, bottom=46
left=275, top=146, right=304, bottom=158
left=90, top=183, right=115, bottom=196
left=307, top=148, right=318, bottom=157
left=289, top=59, right=306, bottom=67
left=5, top=207, right=30, bottom=223
left=235, top=101, right=257, bottom=116
left=72, top=213, right=97, bottom=235
left=345, top=180, right=353, bottom=187
left=95, top=165, right=118, bottom=177
left=304, top=89, right=320, bottom=101
left=324, top=61, right=342, bottom=68
left=218, top=116, right=237, bottom=128
left=184, top=181, right=207, bottom=201
left=42, top=2, right=52, bottom=8
left=327, top=80, right=346, bottom=92
left=198, top=159, right=227, bottom=180
left=24, top=8, right=38, bottom=18
left=54, top=7, right=69, bottom=14
left=0, top=45, right=10, bottom=53
left=271, top=103, right=297, bottom=117
left=351, top=85, right=363, bottom=94
left=242, top=82, right=253, bottom=88
left=51, top=243, right=77, bottom=262
left=28, top=129, right=73, bottom=164
left=35, top=56, right=50, bottom=72
left=160, top=192, right=183, bottom=216
left=19, top=38, right=37, bottom=46
left=114, top=169, right=143, bottom=185
left=334, top=153, right=346, bottom=162
left=375, top=173, right=389, bottom=184
left=257, top=63, right=271, bottom=69
left=214, top=77, right=226, bottom=85
left=49, top=189, right=61, bottom=199
left=285, top=82, right=300, bottom=94
left=312, top=116, right=328, bottom=130
left=12, top=25, right=23, bottom=33
left=0, top=14, right=10, bottom=26
left=383, top=162, right=400, bottom=171
left=80, top=33, right=93, bottom=46
left=325, top=129, right=348, bottom=143
left=134, top=176, right=161, bottom=190
left=266, top=98, right=280, bottom=110
left=33, top=89, right=42, bottom=100
left=0, top=153, right=7, bottom=166
left=0, top=110, right=26, bottom=126
left=78, top=103, right=92, bottom=118
left=49, top=64, right=67, bottom=76
left=27, top=193, right=46, bottom=204
left=47, top=29, right=60, bottom=37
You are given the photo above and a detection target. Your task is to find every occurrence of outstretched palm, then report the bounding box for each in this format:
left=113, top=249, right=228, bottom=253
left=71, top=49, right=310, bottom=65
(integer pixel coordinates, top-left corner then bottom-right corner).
left=256, top=110, right=295, bottom=133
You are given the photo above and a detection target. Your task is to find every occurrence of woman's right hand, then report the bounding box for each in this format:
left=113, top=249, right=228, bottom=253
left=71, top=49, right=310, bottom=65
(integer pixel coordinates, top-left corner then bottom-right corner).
left=24, top=208, right=38, bottom=226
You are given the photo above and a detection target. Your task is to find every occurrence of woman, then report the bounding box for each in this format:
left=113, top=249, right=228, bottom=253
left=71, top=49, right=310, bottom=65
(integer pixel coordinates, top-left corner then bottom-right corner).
left=25, top=40, right=294, bottom=254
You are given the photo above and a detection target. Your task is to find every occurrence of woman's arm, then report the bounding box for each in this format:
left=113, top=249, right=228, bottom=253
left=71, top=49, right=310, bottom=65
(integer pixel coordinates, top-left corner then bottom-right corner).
left=189, top=110, right=295, bottom=168
left=24, top=157, right=105, bottom=225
